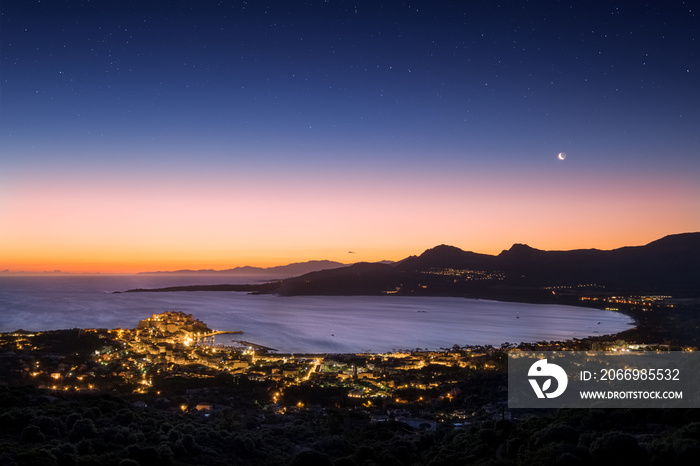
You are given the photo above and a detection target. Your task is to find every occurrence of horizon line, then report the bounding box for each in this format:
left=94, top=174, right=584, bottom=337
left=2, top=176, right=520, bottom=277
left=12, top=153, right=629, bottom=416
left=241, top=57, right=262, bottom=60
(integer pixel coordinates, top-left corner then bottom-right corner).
left=2, top=231, right=696, bottom=275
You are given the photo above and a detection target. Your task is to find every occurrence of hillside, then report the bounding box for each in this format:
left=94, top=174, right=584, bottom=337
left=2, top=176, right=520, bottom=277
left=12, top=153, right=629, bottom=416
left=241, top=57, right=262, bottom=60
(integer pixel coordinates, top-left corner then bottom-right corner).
left=274, top=233, right=700, bottom=298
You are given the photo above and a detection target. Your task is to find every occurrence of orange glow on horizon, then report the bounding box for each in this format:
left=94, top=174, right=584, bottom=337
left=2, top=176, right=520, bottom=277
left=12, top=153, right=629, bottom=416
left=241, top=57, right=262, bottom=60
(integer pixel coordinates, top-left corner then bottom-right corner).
left=2, top=230, right=695, bottom=274
left=2, top=165, right=698, bottom=273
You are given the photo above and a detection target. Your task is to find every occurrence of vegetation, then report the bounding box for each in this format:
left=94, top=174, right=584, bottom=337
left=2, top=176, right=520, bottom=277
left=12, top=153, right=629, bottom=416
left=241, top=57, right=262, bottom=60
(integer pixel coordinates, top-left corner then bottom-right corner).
left=2, top=386, right=700, bottom=466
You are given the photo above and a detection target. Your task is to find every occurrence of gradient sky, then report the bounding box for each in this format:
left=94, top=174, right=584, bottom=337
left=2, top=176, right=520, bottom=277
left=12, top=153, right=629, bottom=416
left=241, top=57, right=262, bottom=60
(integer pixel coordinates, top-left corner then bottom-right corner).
left=1, top=1, right=699, bottom=272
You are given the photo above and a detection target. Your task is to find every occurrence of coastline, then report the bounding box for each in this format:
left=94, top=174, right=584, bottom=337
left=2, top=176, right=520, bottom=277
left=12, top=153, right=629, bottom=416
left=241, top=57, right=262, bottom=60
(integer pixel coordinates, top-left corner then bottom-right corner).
left=4, top=272, right=694, bottom=350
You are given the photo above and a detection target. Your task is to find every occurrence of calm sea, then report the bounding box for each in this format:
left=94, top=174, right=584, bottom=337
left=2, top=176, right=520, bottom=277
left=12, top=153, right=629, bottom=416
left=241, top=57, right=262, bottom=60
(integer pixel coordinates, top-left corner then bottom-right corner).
left=0, top=275, right=634, bottom=353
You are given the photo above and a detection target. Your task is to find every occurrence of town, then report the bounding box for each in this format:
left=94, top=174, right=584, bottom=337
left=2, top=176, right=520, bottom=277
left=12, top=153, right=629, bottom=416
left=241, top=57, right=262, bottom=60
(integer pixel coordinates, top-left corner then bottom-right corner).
left=1, top=308, right=693, bottom=424
left=0, top=312, right=507, bottom=421
left=2, top=306, right=700, bottom=466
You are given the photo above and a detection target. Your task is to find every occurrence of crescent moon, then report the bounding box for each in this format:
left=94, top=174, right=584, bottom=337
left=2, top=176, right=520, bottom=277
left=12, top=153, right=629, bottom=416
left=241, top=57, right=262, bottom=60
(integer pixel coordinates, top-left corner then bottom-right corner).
left=558, top=152, right=567, bottom=160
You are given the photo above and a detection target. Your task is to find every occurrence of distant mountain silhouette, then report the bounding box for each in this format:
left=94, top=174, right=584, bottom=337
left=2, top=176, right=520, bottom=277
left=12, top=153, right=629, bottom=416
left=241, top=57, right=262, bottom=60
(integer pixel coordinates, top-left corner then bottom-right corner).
left=140, top=260, right=348, bottom=278
left=275, top=233, right=700, bottom=298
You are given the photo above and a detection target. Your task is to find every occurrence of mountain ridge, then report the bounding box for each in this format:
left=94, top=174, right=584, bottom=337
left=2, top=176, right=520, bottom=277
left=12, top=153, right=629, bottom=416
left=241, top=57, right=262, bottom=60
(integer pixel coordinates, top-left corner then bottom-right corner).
left=274, top=233, right=700, bottom=298
left=122, top=233, right=699, bottom=300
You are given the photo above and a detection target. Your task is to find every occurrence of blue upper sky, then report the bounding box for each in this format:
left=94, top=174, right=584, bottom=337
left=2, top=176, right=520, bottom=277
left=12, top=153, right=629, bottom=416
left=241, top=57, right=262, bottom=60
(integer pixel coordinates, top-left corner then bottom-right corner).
left=3, top=1, right=697, bottom=172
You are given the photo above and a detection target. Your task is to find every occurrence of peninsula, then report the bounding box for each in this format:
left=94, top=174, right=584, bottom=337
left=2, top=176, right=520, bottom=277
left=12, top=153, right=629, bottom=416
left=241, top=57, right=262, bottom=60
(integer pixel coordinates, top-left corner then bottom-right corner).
left=120, top=233, right=700, bottom=303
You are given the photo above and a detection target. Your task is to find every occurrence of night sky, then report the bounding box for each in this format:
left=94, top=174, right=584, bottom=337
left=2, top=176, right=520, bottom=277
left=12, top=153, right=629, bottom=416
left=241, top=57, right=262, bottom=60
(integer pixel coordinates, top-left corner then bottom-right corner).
left=1, top=1, right=699, bottom=272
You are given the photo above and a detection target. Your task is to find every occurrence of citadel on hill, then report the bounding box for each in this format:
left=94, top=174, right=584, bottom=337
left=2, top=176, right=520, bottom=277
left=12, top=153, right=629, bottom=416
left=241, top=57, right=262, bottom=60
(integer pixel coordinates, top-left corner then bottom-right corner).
left=137, top=311, right=210, bottom=342
left=127, top=311, right=249, bottom=368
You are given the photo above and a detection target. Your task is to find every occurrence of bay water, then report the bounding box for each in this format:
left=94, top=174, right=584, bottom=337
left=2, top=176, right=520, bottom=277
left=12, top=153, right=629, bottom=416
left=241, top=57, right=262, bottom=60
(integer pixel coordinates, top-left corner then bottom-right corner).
left=0, top=275, right=634, bottom=353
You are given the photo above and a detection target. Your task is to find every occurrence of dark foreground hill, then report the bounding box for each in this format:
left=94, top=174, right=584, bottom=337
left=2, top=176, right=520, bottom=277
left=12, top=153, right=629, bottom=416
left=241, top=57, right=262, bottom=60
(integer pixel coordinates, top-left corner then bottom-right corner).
left=274, top=233, right=700, bottom=299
